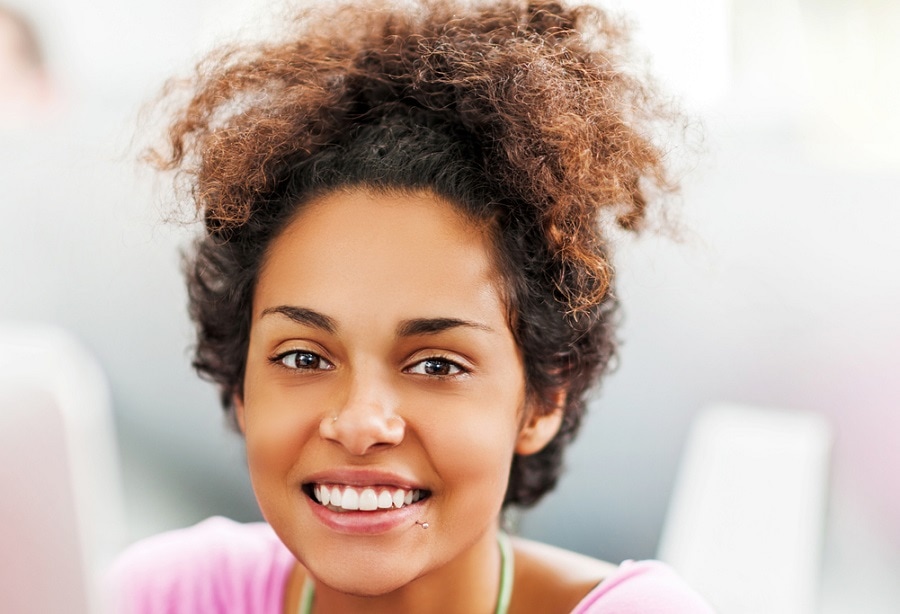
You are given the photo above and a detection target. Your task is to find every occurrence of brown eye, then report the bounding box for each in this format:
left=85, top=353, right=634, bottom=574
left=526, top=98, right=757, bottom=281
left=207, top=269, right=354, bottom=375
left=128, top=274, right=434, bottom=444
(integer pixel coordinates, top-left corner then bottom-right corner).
left=279, top=351, right=333, bottom=371
left=407, top=358, right=464, bottom=377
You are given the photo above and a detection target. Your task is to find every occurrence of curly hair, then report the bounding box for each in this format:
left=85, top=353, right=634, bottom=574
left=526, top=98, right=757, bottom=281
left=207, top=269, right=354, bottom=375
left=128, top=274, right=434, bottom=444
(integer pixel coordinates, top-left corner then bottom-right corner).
left=150, top=0, right=679, bottom=508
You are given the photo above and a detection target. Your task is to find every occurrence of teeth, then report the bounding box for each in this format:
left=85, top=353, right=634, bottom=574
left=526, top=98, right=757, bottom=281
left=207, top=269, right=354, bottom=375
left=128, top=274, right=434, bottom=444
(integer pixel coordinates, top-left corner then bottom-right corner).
left=392, top=489, right=405, bottom=508
left=377, top=490, right=393, bottom=509
left=341, top=488, right=360, bottom=510
left=313, top=484, right=425, bottom=511
left=359, top=489, right=378, bottom=511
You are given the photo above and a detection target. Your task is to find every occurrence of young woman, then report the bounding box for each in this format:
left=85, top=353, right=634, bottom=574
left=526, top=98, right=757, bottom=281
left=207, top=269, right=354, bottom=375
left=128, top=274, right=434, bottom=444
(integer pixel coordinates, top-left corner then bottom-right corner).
left=110, top=1, right=714, bottom=612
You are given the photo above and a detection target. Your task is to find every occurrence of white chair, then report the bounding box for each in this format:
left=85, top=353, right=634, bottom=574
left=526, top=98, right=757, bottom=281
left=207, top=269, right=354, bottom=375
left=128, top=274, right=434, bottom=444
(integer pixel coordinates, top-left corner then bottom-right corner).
left=658, top=403, right=832, bottom=614
left=0, top=324, right=125, bottom=614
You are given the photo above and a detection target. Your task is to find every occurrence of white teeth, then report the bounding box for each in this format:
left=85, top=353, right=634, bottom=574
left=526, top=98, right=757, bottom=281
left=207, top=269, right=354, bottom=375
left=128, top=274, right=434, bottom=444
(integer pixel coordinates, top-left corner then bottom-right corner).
left=314, top=484, right=426, bottom=511
left=340, top=488, right=360, bottom=510
left=377, top=490, right=394, bottom=509
left=359, top=489, right=378, bottom=511
left=392, top=489, right=405, bottom=508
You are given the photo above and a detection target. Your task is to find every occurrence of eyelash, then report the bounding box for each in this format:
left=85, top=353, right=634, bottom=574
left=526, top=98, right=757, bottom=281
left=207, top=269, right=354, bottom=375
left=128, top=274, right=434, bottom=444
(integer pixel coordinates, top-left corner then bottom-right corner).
left=270, top=351, right=468, bottom=378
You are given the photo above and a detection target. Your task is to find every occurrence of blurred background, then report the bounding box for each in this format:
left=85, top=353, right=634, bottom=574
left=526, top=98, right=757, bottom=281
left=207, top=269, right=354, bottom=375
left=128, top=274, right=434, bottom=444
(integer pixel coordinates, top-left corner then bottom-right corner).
left=1, top=0, right=897, bottom=611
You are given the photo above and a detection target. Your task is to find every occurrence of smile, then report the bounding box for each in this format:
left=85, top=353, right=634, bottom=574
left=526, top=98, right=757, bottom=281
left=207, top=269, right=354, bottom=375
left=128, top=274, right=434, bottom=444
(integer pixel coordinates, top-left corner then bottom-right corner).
left=308, top=483, right=429, bottom=512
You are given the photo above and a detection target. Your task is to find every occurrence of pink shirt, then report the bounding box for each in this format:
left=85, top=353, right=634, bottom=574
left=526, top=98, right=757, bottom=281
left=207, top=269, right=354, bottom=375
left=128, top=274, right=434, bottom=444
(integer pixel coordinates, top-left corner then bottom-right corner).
left=108, top=517, right=714, bottom=613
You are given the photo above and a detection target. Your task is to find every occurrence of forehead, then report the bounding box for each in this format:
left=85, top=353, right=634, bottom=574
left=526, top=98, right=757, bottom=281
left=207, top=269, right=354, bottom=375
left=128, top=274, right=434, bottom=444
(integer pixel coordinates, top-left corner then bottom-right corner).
left=254, top=188, right=506, bottom=325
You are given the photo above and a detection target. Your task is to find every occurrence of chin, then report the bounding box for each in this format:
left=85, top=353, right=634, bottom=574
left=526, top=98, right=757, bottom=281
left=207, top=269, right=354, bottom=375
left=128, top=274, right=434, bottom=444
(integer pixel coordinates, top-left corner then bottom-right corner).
left=316, top=565, right=421, bottom=597
left=298, top=537, right=428, bottom=595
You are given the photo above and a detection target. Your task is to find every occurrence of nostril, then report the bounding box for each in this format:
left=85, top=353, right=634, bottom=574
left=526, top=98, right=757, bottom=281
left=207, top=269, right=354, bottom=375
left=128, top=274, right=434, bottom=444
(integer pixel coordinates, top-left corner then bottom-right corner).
left=368, top=441, right=398, bottom=452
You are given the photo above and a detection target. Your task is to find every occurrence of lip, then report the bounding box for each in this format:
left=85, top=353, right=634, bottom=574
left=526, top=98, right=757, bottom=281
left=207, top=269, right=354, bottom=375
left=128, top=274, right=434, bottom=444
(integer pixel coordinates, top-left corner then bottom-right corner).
left=306, top=492, right=427, bottom=535
left=301, top=468, right=431, bottom=535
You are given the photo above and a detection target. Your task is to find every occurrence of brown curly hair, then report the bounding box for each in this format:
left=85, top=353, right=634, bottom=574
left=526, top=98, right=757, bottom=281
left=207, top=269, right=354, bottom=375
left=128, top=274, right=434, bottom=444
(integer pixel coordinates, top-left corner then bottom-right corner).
left=150, top=0, right=679, bottom=508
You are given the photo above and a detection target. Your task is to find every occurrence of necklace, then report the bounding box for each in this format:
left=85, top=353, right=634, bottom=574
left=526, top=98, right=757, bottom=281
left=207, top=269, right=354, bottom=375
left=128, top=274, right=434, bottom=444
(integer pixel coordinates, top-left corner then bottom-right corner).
left=297, top=531, right=513, bottom=614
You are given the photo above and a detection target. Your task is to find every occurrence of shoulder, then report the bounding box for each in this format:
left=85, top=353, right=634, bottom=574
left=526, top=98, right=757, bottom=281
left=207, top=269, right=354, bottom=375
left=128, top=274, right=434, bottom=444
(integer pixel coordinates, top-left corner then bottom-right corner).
left=572, top=560, right=716, bottom=614
left=106, top=516, right=296, bottom=614
left=510, top=536, right=618, bottom=614
left=509, top=538, right=714, bottom=614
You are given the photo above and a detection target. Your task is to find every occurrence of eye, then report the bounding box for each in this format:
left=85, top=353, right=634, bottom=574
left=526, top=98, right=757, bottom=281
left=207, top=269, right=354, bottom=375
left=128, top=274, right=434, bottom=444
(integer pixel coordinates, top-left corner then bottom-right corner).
left=406, top=357, right=466, bottom=377
left=276, top=351, right=334, bottom=371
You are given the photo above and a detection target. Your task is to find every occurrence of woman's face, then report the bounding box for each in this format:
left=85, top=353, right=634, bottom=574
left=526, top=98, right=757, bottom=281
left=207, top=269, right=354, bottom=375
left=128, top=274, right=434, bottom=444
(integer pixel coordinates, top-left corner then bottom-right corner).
left=238, top=188, right=556, bottom=595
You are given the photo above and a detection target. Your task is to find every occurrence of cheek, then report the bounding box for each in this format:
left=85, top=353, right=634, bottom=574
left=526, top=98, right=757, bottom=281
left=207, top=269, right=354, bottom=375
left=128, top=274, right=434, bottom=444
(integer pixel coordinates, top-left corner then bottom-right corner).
left=412, top=384, right=521, bottom=492
left=453, top=425, right=516, bottom=507
left=423, top=415, right=517, bottom=529
left=241, top=375, right=326, bottom=483
left=245, top=420, right=300, bottom=482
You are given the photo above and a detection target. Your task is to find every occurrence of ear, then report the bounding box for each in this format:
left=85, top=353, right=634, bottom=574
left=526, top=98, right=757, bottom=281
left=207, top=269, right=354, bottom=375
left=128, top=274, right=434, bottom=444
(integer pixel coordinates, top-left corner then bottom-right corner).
left=233, top=393, right=246, bottom=434
left=515, top=391, right=565, bottom=456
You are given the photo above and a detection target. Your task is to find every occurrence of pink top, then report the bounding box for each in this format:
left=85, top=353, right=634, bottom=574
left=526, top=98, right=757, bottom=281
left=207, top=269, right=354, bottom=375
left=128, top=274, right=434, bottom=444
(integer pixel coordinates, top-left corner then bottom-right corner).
left=108, top=517, right=714, bottom=613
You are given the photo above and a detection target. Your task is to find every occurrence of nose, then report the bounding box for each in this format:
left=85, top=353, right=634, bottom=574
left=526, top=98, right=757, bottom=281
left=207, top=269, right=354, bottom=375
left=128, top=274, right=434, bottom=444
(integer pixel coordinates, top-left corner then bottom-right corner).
left=319, top=366, right=405, bottom=455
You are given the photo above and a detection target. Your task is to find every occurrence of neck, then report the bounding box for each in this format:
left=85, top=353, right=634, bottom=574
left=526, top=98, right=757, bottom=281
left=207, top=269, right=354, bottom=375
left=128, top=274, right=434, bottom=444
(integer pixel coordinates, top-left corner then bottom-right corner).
left=309, top=526, right=502, bottom=614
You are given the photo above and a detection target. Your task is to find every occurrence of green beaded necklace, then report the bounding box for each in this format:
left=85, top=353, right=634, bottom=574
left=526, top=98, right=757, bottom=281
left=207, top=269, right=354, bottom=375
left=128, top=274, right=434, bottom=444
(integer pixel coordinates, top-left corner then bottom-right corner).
left=297, top=532, right=513, bottom=614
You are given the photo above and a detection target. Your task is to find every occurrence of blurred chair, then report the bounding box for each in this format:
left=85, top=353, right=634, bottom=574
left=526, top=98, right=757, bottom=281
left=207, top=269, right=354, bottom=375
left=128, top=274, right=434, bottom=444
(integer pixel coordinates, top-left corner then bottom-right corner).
left=0, top=324, right=124, bottom=614
left=658, top=403, right=832, bottom=614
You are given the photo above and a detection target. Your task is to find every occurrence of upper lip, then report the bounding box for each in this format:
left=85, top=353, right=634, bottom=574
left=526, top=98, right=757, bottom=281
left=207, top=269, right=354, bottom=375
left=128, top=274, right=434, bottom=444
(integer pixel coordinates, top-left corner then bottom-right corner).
left=302, top=468, right=428, bottom=491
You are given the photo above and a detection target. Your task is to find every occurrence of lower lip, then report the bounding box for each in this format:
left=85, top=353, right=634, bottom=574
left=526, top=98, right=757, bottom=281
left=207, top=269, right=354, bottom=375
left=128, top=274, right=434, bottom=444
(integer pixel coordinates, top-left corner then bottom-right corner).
left=305, top=492, right=426, bottom=535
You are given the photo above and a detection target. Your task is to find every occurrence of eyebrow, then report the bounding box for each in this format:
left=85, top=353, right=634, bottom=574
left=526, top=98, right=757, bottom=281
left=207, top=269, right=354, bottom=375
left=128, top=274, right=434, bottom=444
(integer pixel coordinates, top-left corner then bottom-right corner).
left=260, top=306, right=337, bottom=333
left=259, top=306, right=492, bottom=338
left=396, top=317, right=494, bottom=337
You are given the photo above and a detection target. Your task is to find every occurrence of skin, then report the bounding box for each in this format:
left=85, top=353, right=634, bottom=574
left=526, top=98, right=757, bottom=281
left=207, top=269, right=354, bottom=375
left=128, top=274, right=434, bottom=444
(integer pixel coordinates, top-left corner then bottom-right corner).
left=236, top=187, right=610, bottom=614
